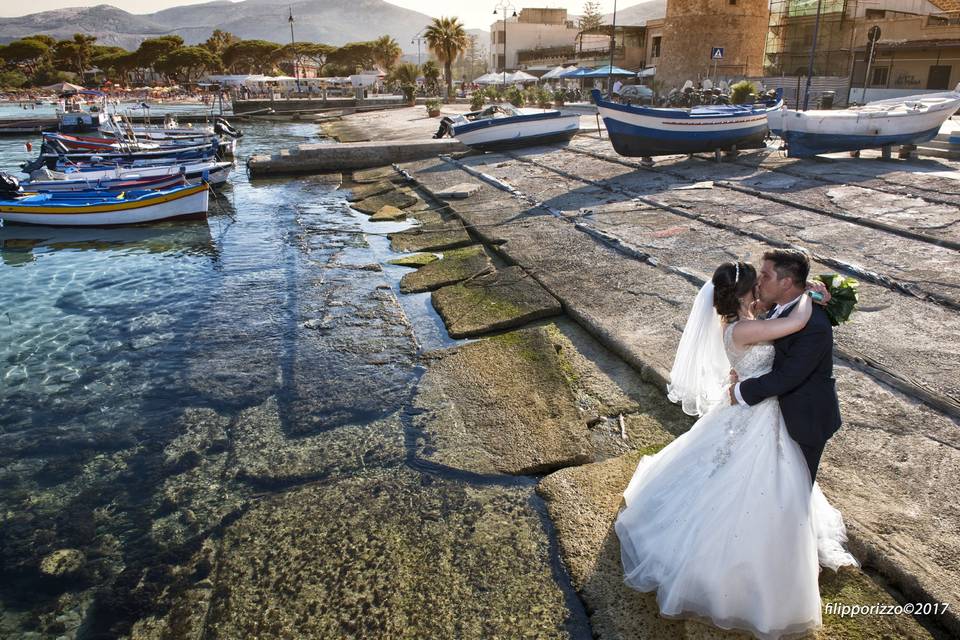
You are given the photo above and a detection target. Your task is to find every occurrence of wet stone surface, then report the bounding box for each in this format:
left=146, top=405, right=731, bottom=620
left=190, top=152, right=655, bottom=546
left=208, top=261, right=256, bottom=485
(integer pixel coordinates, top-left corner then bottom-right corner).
left=399, top=244, right=491, bottom=293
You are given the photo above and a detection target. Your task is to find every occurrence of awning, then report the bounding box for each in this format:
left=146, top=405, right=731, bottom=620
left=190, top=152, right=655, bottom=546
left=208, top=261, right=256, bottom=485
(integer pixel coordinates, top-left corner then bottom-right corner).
left=581, top=65, right=636, bottom=78
left=638, top=66, right=657, bottom=77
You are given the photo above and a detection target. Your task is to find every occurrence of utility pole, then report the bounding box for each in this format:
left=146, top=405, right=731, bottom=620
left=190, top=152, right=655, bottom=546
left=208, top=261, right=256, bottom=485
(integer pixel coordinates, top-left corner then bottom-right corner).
left=412, top=29, right=426, bottom=67
left=493, top=1, right=516, bottom=88
left=288, top=7, right=300, bottom=93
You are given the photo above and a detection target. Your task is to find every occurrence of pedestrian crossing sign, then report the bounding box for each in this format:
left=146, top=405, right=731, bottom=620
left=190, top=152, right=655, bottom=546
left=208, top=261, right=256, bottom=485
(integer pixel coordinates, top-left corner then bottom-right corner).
left=711, top=47, right=724, bottom=60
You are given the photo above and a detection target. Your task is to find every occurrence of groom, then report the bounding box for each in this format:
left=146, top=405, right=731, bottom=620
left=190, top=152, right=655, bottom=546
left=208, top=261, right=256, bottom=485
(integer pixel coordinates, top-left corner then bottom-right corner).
left=729, top=249, right=841, bottom=483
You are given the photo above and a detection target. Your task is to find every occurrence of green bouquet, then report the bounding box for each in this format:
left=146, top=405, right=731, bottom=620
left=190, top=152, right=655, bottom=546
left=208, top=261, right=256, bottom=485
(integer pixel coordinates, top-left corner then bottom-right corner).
left=815, top=273, right=859, bottom=326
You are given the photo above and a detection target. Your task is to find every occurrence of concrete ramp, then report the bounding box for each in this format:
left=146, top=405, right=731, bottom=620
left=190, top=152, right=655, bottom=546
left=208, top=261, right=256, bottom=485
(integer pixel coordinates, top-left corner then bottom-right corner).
left=247, top=139, right=467, bottom=176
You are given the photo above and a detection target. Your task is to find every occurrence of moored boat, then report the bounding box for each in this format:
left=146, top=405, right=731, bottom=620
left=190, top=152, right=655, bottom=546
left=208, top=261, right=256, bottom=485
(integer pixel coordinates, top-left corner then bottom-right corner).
left=21, top=172, right=187, bottom=193
left=768, top=86, right=960, bottom=158
left=592, top=89, right=782, bottom=158
left=26, top=160, right=233, bottom=187
left=0, top=182, right=210, bottom=226
left=448, top=104, right=580, bottom=151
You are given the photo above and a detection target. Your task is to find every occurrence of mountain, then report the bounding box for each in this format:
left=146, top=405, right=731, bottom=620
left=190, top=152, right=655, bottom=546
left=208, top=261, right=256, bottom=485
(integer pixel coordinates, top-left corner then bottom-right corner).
left=0, top=0, right=487, bottom=54
left=605, top=0, right=668, bottom=26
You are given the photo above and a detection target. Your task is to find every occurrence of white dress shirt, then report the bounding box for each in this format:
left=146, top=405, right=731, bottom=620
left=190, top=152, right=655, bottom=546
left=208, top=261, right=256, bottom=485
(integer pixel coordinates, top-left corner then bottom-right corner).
left=733, top=294, right=804, bottom=405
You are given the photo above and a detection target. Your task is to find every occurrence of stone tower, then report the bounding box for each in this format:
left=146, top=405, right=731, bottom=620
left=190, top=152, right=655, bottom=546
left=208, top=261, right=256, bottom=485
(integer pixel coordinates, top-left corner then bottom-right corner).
left=657, top=0, right=769, bottom=90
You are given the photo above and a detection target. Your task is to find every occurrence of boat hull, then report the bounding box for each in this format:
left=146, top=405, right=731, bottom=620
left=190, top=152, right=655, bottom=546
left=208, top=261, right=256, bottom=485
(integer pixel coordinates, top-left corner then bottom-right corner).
left=593, top=90, right=777, bottom=157
left=769, top=96, right=960, bottom=157
left=453, top=112, right=580, bottom=152
left=0, top=184, right=209, bottom=227
left=58, top=112, right=106, bottom=133
left=32, top=162, right=233, bottom=187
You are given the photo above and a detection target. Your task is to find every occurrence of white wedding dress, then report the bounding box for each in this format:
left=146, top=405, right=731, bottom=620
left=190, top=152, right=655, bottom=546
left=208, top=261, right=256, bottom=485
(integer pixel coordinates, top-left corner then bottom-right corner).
left=615, top=322, right=858, bottom=640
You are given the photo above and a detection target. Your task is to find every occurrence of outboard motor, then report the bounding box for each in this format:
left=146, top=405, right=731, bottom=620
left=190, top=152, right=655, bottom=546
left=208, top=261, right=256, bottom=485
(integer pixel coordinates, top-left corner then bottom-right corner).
left=214, top=118, right=243, bottom=139
left=0, top=172, right=22, bottom=198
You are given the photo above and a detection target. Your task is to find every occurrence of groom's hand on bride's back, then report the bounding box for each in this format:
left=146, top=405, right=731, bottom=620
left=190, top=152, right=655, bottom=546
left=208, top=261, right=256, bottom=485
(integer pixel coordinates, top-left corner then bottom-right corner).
left=806, top=280, right=831, bottom=305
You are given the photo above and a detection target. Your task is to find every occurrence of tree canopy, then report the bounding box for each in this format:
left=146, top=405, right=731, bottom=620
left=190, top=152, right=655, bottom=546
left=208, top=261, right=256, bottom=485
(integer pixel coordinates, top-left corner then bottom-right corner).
left=424, top=16, right=468, bottom=98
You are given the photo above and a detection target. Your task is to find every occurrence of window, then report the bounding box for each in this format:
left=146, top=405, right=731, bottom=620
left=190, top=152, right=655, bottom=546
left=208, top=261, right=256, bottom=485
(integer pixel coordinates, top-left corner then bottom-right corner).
left=729, top=0, right=737, bottom=5
left=870, top=66, right=888, bottom=86
left=652, top=36, right=661, bottom=58
left=865, top=9, right=885, bottom=18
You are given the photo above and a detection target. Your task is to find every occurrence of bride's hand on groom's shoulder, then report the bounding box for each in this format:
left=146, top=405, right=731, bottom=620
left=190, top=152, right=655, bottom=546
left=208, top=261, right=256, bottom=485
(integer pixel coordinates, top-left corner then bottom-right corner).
left=806, top=280, right=831, bottom=305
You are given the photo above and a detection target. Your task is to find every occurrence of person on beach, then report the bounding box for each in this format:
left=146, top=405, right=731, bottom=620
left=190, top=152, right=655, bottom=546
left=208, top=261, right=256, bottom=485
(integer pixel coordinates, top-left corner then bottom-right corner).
left=615, top=252, right=858, bottom=640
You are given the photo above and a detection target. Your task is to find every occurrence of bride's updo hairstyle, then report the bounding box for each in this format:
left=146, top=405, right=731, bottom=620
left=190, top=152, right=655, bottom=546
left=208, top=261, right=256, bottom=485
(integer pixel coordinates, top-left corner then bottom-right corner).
left=712, top=261, right=757, bottom=322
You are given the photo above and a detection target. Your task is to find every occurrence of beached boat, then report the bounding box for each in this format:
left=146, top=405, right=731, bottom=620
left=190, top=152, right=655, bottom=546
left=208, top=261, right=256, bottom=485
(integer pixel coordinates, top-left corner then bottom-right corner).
left=768, top=87, right=960, bottom=157
left=26, top=160, right=233, bottom=187
left=0, top=182, right=210, bottom=226
left=448, top=104, right=580, bottom=151
left=592, top=89, right=783, bottom=158
left=21, top=172, right=187, bottom=193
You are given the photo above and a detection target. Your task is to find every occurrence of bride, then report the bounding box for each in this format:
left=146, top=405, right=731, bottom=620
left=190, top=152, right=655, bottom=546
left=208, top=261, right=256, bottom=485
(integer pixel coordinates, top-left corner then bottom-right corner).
left=615, top=261, right=858, bottom=640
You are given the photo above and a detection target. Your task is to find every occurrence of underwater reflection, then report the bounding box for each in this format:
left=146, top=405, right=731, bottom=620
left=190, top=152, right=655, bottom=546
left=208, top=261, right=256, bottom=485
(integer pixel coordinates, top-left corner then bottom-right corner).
left=0, top=220, right=219, bottom=266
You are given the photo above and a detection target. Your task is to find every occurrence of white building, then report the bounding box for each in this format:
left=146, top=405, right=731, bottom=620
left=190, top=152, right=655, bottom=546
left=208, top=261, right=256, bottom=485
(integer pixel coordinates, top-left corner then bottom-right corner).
left=490, top=8, right=583, bottom=71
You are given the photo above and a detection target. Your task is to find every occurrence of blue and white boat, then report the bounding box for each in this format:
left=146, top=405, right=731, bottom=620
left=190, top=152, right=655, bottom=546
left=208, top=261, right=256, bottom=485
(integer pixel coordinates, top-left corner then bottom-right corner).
left=592, top=89, right=782, bottom=158
left=449, top=104, right=580, bottom=151
left=768, top=86, right=960, bottom=158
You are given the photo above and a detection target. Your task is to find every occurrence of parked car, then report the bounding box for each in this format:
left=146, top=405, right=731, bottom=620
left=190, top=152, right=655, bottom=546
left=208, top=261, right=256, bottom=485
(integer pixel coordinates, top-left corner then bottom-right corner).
left=618, top=84, right=654, bottom=105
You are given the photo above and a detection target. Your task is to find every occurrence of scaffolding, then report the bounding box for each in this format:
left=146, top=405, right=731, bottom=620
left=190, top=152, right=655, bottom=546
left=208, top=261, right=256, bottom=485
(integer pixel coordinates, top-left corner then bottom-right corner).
left=765, top=0, right=859, bottom=78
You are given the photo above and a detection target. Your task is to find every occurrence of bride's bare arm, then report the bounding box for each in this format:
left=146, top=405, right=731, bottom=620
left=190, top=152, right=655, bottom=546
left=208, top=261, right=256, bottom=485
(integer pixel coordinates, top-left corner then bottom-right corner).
left=732, top=294, right=812, bottom=347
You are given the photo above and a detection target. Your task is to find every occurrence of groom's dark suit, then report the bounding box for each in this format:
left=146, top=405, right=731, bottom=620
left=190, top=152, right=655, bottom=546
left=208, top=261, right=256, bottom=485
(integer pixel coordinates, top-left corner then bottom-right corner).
left=739, top=300, right=841, bottom=482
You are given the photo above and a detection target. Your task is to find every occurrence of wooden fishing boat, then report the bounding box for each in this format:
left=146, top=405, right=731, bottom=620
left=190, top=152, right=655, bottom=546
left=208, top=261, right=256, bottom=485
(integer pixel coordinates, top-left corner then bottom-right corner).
left=21, top=172, right=187, bottom=193
left=592, top=89, right=782, bottom=158
left=448, top=105, right=580, bottom=151
left=768, top=87, right=960, bottom=158
left=0, top=183, right=210, bottom=226
left=26, top=160, right=233, bottom=187
left=24, top=138, right=221, bottom=172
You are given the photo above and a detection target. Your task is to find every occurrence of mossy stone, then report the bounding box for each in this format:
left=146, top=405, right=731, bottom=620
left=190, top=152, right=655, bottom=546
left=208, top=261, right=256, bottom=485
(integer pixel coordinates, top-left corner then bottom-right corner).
left=353, top=190, right=419, bottom=215
left=387, top=253, right=439, bottom=268
left=347, top=181, right=395, bottom=202
left=369, top=205, right=407, bottom=222
left=353, top=166, right=399, bottom=183
left=399, top=246, right=491, bottom=293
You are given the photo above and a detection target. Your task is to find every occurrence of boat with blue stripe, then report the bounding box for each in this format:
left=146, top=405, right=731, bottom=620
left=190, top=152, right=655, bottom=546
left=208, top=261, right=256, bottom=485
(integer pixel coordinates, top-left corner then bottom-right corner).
left=448, top=105, right=580, bottom=152
left=591, top=89, right=783, bottom=159
left=768, top=86, right=960, bottom=158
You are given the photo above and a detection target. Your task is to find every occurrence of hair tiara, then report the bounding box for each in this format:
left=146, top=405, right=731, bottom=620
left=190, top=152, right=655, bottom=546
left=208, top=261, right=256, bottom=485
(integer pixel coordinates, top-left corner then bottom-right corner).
left=734, top=262, right=740, bottom=284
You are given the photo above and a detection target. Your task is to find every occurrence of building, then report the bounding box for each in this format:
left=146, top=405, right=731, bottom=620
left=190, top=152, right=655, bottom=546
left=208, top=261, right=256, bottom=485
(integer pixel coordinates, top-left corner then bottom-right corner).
left=657, top=0, right=770, bottom=88
left=490, top=8, right=582, bottom=71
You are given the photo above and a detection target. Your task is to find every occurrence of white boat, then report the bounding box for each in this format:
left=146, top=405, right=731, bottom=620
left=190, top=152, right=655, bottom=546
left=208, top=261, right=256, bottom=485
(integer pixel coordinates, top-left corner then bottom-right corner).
left=27, top=161, right=233, bottom=187
left=0, top=183, right=209, bottom=227
left=769, top=85, right=960, bottom=157
left=448, top=104, right=580, bottom=151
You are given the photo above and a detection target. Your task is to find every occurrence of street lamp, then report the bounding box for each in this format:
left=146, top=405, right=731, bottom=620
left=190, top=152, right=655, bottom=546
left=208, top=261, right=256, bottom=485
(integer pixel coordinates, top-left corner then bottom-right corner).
left=411, top=28, right=426, bottom=67
left=493, top=1, right=517, bottom=88
left=288, top=7, right=300, bottom=93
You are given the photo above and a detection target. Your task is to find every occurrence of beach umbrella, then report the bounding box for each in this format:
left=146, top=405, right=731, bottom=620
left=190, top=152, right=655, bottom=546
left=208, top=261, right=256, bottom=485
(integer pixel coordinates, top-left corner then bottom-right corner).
left=508, top=71, right=538, bottom=83
left=43, top=81, right=85, bottom=92
left=581, top=65, right=636, bottom=78
left=559, top=67, right=589, bottom=78
left=638, top=66, right=657, bottom=78
left=541, top=65, right=569, bottom=80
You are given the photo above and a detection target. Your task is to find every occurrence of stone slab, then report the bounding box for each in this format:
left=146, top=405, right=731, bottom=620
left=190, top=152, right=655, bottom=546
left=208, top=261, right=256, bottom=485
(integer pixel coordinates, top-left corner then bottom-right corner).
left=386, top=253, right=439, bottom=268
left=388, top=209, right=474, bottom=253
left=353, top=166, right=400, bottom=183
left=369, top=205, right=407, bottom=222
left=352, top=189, right=419, bottom=215
left=247, top=139, right=468, bottom=176
left=431, top=265, right=563, bottom=339
left=434, top=182, right=481, bottom=199
left=412, top=326, right=592, bottom=475
left=399, top=245, right=491, bottom=293
left=346, top=180, right=395, bottom=202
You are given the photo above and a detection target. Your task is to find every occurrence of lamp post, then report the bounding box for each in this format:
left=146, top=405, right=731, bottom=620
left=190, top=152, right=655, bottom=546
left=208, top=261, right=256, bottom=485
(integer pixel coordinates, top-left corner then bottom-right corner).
left=288, top=7, right=300, bottom=93
left=412, top=29, right=426, bottom=67
left=493, top=1, right=517, bottom=88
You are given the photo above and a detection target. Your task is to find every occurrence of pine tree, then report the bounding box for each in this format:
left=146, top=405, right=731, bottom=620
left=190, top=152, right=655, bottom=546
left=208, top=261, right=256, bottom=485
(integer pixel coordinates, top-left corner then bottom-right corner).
left=579, top=0, right=604, bottom=31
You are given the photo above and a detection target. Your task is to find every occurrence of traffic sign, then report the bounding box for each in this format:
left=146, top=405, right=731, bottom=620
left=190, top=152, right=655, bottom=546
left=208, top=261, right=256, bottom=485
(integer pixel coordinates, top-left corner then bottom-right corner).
left=711, top=47, right=724, bottom=60
left=867, top=25, right=881, bottom=42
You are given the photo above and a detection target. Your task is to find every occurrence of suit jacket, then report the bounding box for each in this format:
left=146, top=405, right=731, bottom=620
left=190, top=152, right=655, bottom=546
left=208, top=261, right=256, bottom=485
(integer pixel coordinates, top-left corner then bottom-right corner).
left=739, top=301, right=841, bottom=448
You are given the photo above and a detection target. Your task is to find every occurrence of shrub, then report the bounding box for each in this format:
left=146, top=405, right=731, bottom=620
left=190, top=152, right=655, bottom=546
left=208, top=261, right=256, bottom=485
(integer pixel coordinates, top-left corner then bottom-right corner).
left=470, top=89, right=485, bottom=110
left=505, top=85, right=525, bottom=107
left=536, top=86, right=553, bottom=106
left=425, top=98, right=441, bottom=115
left=730, top=80, right=758, bottom=105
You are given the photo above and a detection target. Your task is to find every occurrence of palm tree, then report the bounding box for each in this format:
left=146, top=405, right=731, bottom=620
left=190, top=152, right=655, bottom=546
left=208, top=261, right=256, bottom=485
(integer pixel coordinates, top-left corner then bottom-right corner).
left=372, top=35, right=402, bottom=72
left=423, top=17, right=468, bottom=100
left=421, top=60, right=441, bottom=95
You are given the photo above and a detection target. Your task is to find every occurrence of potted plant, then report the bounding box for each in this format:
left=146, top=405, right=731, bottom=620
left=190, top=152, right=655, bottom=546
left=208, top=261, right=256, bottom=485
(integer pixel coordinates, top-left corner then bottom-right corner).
left=401, top=84, right=416, bottom=106
left=505, top=86, right=525, bottom=108
left=470, top=89, right=485, bottom=111
left=553, top=87, right=567, bottom=108
left=537, top=86, right=553, bottom=109
left=425, top=98, right=441, bottom=117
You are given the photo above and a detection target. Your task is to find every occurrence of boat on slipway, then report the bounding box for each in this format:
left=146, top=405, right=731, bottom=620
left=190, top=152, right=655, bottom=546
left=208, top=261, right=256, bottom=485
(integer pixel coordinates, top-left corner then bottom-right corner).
left=768, top=86, right=960, bottom=158
left=592, top=89, right=783, bottom=159
left=448, top=104, right=580, bottom=151
left=0, top=182, right=210, bottom=226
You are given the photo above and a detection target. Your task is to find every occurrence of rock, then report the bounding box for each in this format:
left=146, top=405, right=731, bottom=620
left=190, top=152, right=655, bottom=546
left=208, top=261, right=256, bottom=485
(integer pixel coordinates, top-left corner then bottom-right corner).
left=431, top=266, right=562, bottom=338
left=40, top=549, right=85, bottom=577
left=399, top=245, right=491, bottom=294
left=434, top=182, right=481, bottom=199
left=387, top=253, right=439, bottom=268
left=352, top=166, right=399, bottom=183
left=412, top=326, right=593, bottom=475
left=369, top=205, right=407, bottom=222
left=202, top=466, right=578, bottom=638
left=346, top=180, right=395, bottom=202
left=163, top=408, right=231, bottom=473
left=352, top=190, right=419, bottom=215
left=388, top=208, right=474, bottom=253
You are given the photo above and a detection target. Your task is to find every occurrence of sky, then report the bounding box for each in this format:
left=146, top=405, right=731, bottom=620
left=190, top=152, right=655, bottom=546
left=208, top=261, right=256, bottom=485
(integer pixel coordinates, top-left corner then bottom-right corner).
left=0, top=0, right=633, bottom=30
